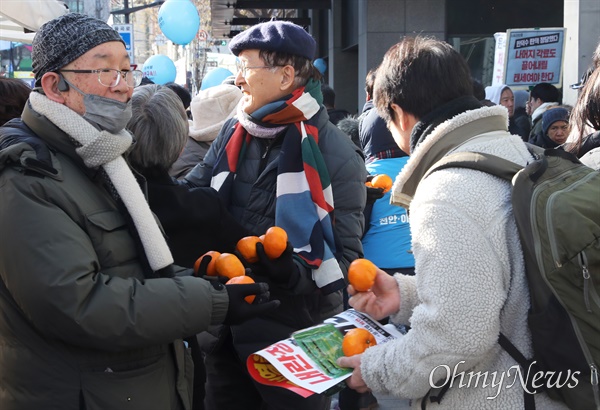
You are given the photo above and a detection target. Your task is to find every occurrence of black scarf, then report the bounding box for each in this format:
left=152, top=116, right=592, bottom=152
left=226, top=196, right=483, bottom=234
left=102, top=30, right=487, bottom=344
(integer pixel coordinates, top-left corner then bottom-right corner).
left=410, top=95, right=482, bottom=153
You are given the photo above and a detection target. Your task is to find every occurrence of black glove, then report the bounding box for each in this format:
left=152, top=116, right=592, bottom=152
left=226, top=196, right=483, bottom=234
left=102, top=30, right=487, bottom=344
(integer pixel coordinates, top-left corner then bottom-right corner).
left=209, top=280, right=280, bottom=325
left=253, top=241, right=301, bottom=288
left=194, top=255, right=229, bottom=284
left=365, top=175, right=384, bottom=205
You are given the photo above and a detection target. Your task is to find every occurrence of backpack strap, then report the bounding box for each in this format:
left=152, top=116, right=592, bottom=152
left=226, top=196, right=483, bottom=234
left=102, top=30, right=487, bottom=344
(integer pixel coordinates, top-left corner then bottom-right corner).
left=499, top=333, right=537, bottom=410
left=423, top=151, right=523, bottom=182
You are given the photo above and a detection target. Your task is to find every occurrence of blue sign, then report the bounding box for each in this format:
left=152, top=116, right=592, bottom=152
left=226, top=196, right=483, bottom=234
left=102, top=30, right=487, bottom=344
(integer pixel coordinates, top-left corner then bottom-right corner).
left=113, top=24, right=134, bottom=63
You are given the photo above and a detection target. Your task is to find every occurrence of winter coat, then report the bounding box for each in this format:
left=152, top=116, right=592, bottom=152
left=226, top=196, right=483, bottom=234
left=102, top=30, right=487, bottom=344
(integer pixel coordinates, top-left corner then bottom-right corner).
left=528, top=102, right=559, bottom=142
left=511, top=107, right=531, bottom=141
left=362, top=157, right=414, bottom=270
left=327, top=107, right=351, bottom=125
left=184, top=106, right=367, bottom=359
left=169, top=138, right=212, bottom=179
left=0, top=102, right=229, bottom=410
left=360, top=106, right=566, bottom=409
left=578, top=130, right=600, bottom=158
left=359, top=100, right=402, bottom=163
left=581, top=146, right=600, bottom=170
left=144, top=172, right=249, bottom=268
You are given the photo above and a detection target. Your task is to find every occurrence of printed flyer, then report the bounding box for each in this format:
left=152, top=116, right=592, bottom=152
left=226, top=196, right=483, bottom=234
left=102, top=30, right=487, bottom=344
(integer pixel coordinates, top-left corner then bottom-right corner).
left=246, top=309, right=403, bottom=397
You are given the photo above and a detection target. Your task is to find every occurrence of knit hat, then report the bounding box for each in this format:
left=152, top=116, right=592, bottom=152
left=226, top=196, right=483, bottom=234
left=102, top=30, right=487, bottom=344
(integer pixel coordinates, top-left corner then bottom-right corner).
left=542, top=107, right=569, bottom=135
left=229, top=21, right=316, bottom=60
left=189, top=84, right=242, bottom=141
left=32, top=13, right=125, bottom=84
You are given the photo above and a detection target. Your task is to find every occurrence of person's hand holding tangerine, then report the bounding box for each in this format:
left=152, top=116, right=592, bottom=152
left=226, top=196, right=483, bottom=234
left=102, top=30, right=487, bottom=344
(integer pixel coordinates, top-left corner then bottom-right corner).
left=252, top=226, right=300, bottom=288
left=347, top=265, right=400, bottom=321
left=336, top=354, right=369, bottom=393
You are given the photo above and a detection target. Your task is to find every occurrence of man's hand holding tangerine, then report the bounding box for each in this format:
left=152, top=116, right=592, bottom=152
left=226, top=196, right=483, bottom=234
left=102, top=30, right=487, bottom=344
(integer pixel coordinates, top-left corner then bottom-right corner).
left=336, top=354, right=369, bottom=393
left=347, top=269, right=400, bottom=321
left=253, top=241, right=300, bottom=288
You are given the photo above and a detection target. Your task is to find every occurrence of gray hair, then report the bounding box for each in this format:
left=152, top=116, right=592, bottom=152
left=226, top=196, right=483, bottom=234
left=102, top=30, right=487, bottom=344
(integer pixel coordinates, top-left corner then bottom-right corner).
left=258, top=50, right=322, bottom=88
left=127, top=84, right=188, bottom=177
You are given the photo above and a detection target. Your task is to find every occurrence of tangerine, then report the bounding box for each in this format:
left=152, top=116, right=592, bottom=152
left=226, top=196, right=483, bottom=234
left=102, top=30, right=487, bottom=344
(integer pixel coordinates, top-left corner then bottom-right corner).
left=370, top=174, right=393, bottom=193
left=348, top=258, right=377, bottom=291
left=342, top=328, right=377, bottom=357
left=226, top=275, right=256, bottom=303
left=194, top=250, right=221, bottom=276
left=236, top=236, right=262, bottom=263
left=263, top=226, right=288, bottom=259
left=215, top=253, right=245, bottom=279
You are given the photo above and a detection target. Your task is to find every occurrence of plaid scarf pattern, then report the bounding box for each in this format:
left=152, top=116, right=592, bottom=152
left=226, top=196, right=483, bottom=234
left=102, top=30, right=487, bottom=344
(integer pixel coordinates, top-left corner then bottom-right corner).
left=211, top=80, right=344, bottom=294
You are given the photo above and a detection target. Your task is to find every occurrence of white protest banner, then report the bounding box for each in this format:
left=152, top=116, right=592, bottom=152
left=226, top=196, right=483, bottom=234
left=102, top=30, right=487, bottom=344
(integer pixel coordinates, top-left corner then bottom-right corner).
left=504, top=27, right=566, bottom=88
left=492, top=32, right=506, bottom=86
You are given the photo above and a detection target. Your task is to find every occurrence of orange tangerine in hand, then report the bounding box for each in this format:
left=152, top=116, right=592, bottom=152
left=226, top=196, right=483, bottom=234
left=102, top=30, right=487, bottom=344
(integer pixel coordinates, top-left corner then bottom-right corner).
left=342, top=328, right=377, bottom=357
left=215, top=253, right=245, bottom=279
left=194, top=250, right=221, bottom=276
left=263, top=226, right=288, bottom=259
left=348, top=258, right=377, bottom=292
left=236, top=236, right=262, bottom=263
left=226, top=275, right=256, bottom=303
left=370, top=174, right=393, bottom=193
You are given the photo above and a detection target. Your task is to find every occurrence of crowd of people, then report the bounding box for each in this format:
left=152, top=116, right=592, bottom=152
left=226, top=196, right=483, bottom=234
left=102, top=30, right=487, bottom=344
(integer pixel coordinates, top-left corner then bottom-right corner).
left=0, top=11, right=598, bottom=410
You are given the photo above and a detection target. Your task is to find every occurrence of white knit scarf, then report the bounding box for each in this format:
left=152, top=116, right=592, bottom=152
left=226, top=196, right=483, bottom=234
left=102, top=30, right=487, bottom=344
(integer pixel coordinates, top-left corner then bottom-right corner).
left=29, top=92, right=174, bottom=271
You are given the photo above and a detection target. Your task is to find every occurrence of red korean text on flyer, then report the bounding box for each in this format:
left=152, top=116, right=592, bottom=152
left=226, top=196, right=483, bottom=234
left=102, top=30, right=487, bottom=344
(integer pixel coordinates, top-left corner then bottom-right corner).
left=246, top=309, right=403, bottom=397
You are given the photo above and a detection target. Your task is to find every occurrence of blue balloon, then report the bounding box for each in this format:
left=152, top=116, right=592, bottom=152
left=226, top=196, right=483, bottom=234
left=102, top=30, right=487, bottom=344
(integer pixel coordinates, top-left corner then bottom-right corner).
left=142, top=54, right=177, bottom=85
left=158, top=0, right=200, bottom=45
left=314, top=58, right=327, bottom=74
left=201, top=67, right=234, bottom=90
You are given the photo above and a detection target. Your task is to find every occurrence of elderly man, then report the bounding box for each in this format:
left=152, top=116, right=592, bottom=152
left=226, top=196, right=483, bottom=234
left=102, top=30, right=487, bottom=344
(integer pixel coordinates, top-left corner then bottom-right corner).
left=184, top=21, right=367, bottom=409
left=0, top=13, right=277, bottom=410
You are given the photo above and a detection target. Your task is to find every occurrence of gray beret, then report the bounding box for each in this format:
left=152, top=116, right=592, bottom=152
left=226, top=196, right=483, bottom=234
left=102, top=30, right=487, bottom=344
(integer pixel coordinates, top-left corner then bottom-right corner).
left=32, top=13, right=125, bottom=83
left=229, top=21, right=316, bottom=61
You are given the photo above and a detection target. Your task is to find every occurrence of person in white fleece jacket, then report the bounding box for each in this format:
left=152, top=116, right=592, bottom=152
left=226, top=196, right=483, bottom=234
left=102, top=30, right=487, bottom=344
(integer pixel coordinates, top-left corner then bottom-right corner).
left=337, top=37, right=568, bottom=409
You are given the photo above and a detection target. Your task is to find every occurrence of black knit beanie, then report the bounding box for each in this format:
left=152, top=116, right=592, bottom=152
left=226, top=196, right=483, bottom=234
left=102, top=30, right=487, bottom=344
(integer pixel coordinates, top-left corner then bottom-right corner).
left=32, top=13, right=124, bottom=85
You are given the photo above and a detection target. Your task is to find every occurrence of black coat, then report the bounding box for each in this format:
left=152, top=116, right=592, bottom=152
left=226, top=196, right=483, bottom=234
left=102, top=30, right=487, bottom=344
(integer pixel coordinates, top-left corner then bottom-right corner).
left=145, top=173, right=249, bottom=268
left=578, top=130, right=600, bottom=158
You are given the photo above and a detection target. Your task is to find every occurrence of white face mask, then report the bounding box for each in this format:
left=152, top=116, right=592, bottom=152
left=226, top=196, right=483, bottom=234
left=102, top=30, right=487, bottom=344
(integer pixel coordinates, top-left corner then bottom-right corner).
left=62, top=77, right=132, bottom=133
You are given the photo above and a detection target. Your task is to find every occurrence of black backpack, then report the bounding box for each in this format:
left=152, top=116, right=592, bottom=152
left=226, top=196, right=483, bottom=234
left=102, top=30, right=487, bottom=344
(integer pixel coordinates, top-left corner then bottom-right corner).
left=425, top=146, right=600, bottom=409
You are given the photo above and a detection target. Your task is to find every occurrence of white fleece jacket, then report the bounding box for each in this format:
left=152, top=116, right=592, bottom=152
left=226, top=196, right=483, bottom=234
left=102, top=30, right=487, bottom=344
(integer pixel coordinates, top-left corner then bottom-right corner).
left=359, top=106, right=567, bottom=409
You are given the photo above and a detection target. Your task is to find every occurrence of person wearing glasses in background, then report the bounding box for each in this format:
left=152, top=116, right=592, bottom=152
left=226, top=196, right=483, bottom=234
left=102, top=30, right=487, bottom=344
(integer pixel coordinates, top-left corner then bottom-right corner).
left=183, top=21, right=367, bottom=410
left=0, top=13, right=279, bottom=410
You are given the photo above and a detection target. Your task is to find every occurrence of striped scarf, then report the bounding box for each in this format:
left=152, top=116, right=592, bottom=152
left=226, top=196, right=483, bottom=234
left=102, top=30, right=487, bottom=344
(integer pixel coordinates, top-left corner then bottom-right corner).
left=211, top=80, right=344, bottom=294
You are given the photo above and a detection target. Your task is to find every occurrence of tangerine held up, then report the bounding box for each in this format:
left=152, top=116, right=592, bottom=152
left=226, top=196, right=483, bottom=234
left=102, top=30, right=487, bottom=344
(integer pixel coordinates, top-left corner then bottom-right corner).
left=236, top=236, right=262, bottom=264
left=215, top=253, right=245, bottom=279
left=348, top=258, right=377, bottom=292
left=194, top=250, right=221, bottom=276
left=226, top=275, right=256, bottom=303
left=263, top=226, right=288, bottom=259
left=370, top=174, right=393, bottom=193
left=342, top=328, right=377, bottom=357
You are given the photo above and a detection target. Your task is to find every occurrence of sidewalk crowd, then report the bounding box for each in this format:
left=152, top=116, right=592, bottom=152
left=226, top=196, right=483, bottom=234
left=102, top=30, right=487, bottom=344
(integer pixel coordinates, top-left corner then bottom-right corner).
left=0, top=12, right=598, bottom=410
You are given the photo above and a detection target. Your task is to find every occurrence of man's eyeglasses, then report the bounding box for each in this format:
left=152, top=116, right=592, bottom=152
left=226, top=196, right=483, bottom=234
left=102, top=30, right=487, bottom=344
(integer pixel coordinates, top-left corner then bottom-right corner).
left=60, top=69, right=144, bottom=88
left=235, top=60, right=280, bottom=77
